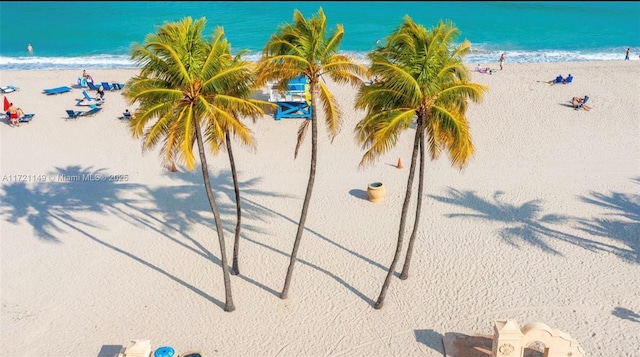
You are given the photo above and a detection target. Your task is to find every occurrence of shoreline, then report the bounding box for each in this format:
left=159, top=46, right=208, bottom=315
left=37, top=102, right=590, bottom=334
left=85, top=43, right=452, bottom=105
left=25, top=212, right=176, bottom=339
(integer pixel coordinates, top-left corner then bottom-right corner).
left=1, top=60, right=639, bottom=356
left=2, top=53, right=639, bottom=72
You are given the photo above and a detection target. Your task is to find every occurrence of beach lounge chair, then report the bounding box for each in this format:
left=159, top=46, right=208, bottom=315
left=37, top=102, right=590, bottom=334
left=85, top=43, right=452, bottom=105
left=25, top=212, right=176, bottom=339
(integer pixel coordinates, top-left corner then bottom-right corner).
left=563, top=75, right=573, bottom=84
left=76, top=90, right=104, bottom=106
left=87, top=82, right=102, bottom=90
left=102, top=82, right=125, bottom=91
left=101, top=82, right=115, bottom=91
left=0, top=85, right=19, bottom=93
left=118, top=111, right=132, bottom=120
left=572, top=95, right=592, bottom=110
left=554, top=75, right=563, bottom=84
left=43, top=86, right=72, bottom=95
left=576, top=95, right=591, bottom=110
left=80, top=106, right=103, bottom=117
left=66, top=109, right=82, bottom=120
left=83, top=90, right=95, bottom=101
left=18, top=114, right=35, bottom=123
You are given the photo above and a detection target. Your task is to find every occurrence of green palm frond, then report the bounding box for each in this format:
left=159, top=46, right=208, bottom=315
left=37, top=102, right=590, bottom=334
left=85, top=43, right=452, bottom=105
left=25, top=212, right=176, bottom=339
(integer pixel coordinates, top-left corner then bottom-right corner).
left=294, top=120, right=310, bottom=159
left=125, top=16, right=268, bottom=170
left=317, top=80, right=341, bottom=139
left=356, top=109, right=415, bottom=166
left=256, top=7, right=367, bottom=152
left=355, top=17, right=488, bottom=168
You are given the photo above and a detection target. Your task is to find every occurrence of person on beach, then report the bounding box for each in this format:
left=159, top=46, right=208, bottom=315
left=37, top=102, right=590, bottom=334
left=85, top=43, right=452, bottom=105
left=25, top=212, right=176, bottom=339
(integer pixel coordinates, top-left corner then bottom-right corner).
left=499, top=53, right=505, bottom=70
left=555, top=74, right=564, bottom=84
left=82, top=70, right=94, bottom=84
left=572, top=96, right=592, bottom=111
left=7, top=103, right=19, bottom=127
left=96, top=87, right=105, bottom=100
left=477, top=65, right=494, bottom=75
left=625, top=48, right=630, bottom=60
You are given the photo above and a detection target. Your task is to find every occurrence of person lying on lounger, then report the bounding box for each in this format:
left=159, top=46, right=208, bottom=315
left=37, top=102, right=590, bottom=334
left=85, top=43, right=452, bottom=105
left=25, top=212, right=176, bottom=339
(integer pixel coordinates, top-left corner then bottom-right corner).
left=546, top=75, right=564, bottom=85
left=476, top=65, right=495, bottom=75
left=572, top=96, right=592, bottom=111
left=77, top=98, right=104, bottom=106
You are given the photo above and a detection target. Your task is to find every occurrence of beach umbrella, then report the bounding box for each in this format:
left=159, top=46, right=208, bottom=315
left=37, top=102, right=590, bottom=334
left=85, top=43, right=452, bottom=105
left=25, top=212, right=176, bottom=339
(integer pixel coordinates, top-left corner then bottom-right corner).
left=3, top=96, right=9, bottom=111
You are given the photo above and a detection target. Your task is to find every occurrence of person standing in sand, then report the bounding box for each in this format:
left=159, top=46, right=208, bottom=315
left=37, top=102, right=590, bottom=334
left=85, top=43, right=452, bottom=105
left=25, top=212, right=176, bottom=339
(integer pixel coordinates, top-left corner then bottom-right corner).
left=499, top=52, right=505, bottom=70
left=625, top=48, right=630, bottom=60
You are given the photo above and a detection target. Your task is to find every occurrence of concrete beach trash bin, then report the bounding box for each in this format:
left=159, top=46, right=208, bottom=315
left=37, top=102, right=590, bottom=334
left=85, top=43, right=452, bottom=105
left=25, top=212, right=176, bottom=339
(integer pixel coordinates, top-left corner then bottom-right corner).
left=367, top=182, right=385, bottom=202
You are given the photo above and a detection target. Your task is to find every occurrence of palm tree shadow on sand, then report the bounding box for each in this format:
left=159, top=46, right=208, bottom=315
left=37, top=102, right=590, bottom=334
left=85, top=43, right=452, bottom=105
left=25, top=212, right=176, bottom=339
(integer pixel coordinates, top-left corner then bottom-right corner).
left=141, top=168, right=284, bottom=297
left=575, top=177, right=640, bottom=264
left=429, top=187, right=632, bottom=259
left=166, top=168, right=381, bottom=305
left=0, top=165, right=226, bottom=309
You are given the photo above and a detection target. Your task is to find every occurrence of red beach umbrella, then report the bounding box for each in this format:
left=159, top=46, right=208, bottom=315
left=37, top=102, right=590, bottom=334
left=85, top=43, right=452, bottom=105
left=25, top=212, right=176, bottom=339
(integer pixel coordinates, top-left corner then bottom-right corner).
left=3, top=96, right=9, bottom=111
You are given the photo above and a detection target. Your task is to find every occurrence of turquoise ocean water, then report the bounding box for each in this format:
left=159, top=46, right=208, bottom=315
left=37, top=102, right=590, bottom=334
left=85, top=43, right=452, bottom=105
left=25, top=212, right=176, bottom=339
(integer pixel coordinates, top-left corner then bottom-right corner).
left=1, top=1, right=639, bottom=71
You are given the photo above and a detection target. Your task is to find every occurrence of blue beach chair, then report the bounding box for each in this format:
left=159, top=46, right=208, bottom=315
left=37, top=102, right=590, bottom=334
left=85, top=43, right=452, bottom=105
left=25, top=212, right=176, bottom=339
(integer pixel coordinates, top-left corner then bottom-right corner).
left=563, top=74, right=573, bottom=84
left=87, top=82, right=102, bottom=90
left=118, top=111, right=132, bottom=120
left=66, top=109, right=82, bottom=120
left=43, top=86, right=72, bottom=95
left=18, top=113, right=35, bottom=123
left=102, top=81, right=125, bottom=91
left=76, top=90, right=104, bottom=106
left=80, top=106, right=102, bottom=117
left=1, top=85, right=19, bottom=93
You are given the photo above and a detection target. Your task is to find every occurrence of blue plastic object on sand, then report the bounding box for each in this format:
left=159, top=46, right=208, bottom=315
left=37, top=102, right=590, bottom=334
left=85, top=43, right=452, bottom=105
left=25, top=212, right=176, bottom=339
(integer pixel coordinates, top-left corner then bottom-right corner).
left=154, top=346, right=175, bottom=357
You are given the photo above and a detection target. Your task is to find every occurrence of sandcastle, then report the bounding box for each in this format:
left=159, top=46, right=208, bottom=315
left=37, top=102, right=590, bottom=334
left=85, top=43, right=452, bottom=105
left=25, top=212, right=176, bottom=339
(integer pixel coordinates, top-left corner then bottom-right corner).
left=492, top=319, right=585, bottom=357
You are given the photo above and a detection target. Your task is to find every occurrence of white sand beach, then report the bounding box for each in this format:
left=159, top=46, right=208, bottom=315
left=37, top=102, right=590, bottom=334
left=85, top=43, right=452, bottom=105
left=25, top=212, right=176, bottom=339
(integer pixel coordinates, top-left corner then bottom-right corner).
left=1, top=61, right=639, bottom=357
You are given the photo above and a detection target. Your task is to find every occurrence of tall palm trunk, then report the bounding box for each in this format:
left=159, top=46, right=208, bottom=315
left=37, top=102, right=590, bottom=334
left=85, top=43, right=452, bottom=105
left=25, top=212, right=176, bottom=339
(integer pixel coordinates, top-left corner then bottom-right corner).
left=226, top=132, right=242, bottom=276
left=281, top=82, right=318, bottom=299
left=374, top=119, right=423, bottom=309
left=195, top=122, right=235, bottom=312
left=400, top=129, right=425, bottom=280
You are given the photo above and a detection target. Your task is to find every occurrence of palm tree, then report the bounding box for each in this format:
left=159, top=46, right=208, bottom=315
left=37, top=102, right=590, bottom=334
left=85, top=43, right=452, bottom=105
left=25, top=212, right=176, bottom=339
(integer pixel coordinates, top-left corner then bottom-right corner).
left=354, top=18, right=488, bottom=309
left=222, top=54, right=277, bottom=277
left=255, top=8, right=368, bottom=299
left=125, top=17, right=268, bottom=312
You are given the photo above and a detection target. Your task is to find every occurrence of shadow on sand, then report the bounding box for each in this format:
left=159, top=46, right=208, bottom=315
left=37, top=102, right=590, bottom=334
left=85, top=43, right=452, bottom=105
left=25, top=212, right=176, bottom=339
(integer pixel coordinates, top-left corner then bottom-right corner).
left=429, top=184, right=639, bottom=263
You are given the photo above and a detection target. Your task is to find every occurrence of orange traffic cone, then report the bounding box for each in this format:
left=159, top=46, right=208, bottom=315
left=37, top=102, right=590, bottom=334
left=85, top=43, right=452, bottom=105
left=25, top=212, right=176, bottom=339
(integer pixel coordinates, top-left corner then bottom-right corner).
left=397, top=158, right=403, bottom=169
